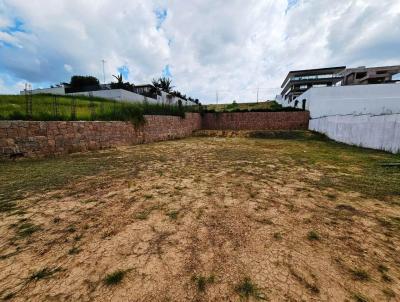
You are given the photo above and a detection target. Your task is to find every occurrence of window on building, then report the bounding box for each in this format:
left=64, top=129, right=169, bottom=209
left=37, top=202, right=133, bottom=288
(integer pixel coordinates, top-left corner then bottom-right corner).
left=355, top=72, right=367, bottom=79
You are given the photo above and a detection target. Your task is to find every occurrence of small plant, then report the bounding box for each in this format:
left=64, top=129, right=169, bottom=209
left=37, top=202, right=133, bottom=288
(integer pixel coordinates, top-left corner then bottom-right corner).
left=104, top=270, right=127, bottom=285
left=382, top=273, right=393, bottom=282
left=2, top=292, right=14, bottom=300
left=29, top=267, right=60, bottom=281
left=325, top=193, right=337, bottom=200
left=135, top=211, right=150, bottom=220
left=66, top=225, right=76, bottom=233
left=377, top=264, right=389, bottom=273
left=192, top=275, right=215, bottom=292
left=382, top=288, right=396, bottom=298
left=234, top=277, right=264, bottom=299
left=273, top=232, right=282, bottom=240
left=167, top=210, right=179, bottom=220
left=378, top=264, right=392, bottom=282
left=351, top=269, right=370, bottom=281
left=307, top=230, right=320, bottom=241
left=17, top=222, right=41, bottom=238
left=352, top=292, right=370, bottom=302
left=259, top=218, right=273, bottom=225
left=336, top=204, right=356, bottom=212
left=68, top=247, right=81, bottom=255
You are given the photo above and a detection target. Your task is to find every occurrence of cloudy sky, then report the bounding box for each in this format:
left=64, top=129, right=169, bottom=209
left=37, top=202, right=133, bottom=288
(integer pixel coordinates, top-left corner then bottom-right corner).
left=0, top=0, right=399, bottom=103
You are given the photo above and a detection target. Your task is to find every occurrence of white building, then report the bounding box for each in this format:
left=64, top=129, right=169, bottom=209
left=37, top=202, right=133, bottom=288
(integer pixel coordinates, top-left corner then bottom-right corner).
left=20, top=86, right=188, bottom=106
left=297, top=83, right=400, bottom=153
left=298, top=83, right=400, bottom=118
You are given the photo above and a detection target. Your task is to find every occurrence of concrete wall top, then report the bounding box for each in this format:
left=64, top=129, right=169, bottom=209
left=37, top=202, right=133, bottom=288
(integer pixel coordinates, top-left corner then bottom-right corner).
left=299, top=83, right=400, bottom=118
left=20, top=87, right=66, bottom=95
left=68, top=89, right=159, bottom=104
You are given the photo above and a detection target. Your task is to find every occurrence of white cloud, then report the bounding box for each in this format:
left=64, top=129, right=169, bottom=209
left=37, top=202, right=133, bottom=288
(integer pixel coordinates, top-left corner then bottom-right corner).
left=64, top=64, right=73, bottom=73
left=0, top=74, right=26, bottom=94
left=0, top=0, right=399, bottom=103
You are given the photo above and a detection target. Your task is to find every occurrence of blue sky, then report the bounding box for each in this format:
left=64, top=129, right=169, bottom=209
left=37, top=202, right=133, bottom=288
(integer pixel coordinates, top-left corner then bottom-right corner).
left=0, top=0, right=399, bottom=102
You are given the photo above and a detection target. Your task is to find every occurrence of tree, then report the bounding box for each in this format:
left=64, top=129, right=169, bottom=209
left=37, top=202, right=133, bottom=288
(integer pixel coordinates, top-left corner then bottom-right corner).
left=111, top=73, right=135, bottom=91
left=112, top=73, right=123, bottom=85
left=70, top=75, right=100, bottom=90
left=152, top=77, right=174, bottom=93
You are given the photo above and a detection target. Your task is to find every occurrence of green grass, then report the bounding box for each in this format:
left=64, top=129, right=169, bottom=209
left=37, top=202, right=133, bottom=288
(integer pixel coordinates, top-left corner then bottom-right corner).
left=16, top=222, right=41, bottom=238
left=166, top=210, right=179, bottom=220
left=0, top=94, right=194, bottom=122
left=254, top=131, right=400, bottom=199
left=205, top=100, right=296, bottom=112
left=0, top=153, right=117, bottom=213
left=1, top=133, right=399, bottom=217
left=234, top=277, right=265, bottom=300
left=0, top=148, right=165, bottom=215
left=192, top=275, right=215, bottom=292
left=104, top=270, right=127, bottom=285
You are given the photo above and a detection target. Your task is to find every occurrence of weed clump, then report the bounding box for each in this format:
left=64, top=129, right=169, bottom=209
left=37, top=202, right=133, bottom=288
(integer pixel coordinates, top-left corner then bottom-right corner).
left=104, top=270, right=127, bottom=285
left=192, top=275, right=215, bottom=292
left=17, top=223, right=41, bottom=238
left=351, top=269, right=370, bottom=281
left=29, top=267, right=60, bottom=281
left=307, top=230, right=320, bottom=241
left=352, top=292, right=370, bottom=302
left=167, top=210, right=179, bottom=220
left=68, top=247, right=81, bottom=255
left=234, top=277, right=265, bottom=300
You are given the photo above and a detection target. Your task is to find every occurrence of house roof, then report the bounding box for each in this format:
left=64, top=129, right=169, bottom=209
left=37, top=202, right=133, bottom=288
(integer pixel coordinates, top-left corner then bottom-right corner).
left=281, top=66, right=346, bottom=88
left=133, top=84, right=154, bottom=88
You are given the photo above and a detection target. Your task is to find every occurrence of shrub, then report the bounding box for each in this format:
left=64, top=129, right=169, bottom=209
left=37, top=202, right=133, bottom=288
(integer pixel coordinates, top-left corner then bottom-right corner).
left=69, top=75, right=100, bottom=92
left=104, top=270, right=127, bottom=285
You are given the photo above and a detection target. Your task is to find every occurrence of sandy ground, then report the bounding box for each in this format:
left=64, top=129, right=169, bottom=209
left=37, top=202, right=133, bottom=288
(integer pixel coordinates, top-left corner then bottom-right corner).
left=1, top=136, right=400, bottom=301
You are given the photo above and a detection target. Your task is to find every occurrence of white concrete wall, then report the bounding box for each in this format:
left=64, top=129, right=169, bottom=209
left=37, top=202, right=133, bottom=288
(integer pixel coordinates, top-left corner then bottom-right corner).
left=68, top=89, right=159, bottom=104
left=303, top=83, right=400, bottom=153
left=298, top=83, right=400, bottom=118
left=310, top=114, right=400, bottom=153
left=20, top=87, right=66, bottom=95
left=156, top=91, right=190, bottom=106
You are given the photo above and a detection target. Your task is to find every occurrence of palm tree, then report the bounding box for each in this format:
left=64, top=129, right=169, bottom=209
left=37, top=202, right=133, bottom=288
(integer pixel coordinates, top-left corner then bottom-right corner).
left=112, top=73, right=123, bottom=84
left=152, top=77, right=174, bottom=93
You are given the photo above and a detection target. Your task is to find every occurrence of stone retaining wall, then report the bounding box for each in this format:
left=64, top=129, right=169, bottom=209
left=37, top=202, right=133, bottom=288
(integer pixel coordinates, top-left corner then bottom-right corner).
left=0, top=113, right=201, bottom=158
left=0, top=111, right=310, bottom=159
left=201, top=111, right=309, bottom=130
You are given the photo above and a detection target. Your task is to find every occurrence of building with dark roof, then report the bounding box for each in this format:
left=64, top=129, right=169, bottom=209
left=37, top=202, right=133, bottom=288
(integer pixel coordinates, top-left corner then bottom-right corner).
left=280, top=66, right=346, bottom=104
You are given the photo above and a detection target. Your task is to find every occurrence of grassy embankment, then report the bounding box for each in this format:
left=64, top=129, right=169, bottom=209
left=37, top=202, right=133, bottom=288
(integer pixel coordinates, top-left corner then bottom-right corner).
left=0, top=94, right=197, bottom=123
left=205, top=100, right=298, bottom=112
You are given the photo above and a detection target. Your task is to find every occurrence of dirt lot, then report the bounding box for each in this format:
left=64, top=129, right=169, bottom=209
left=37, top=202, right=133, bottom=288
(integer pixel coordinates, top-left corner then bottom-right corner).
left=1, top=133, right=400, bottom=301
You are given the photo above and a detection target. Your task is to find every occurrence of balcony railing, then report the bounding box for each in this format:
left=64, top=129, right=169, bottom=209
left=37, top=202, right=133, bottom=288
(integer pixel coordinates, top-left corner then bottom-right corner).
left=291, top=74, right=343, bottom=81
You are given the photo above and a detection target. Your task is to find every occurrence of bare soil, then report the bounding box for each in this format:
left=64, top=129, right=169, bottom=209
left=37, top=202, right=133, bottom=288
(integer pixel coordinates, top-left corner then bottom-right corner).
left=1, top=135, right=400, bottom=301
